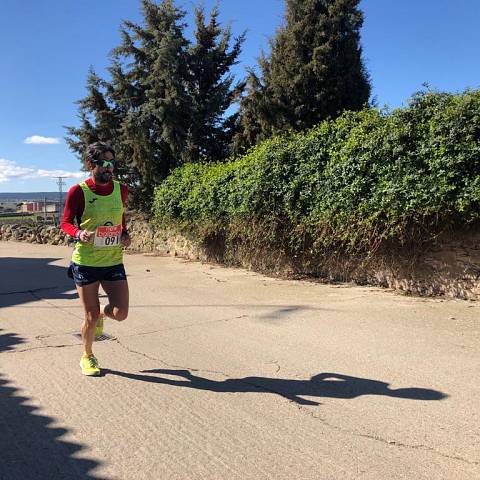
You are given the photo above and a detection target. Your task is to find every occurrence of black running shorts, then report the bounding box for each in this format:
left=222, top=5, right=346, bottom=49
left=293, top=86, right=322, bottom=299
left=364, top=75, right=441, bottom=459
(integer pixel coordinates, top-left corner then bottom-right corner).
left=67, top=262, right=127, bottom=286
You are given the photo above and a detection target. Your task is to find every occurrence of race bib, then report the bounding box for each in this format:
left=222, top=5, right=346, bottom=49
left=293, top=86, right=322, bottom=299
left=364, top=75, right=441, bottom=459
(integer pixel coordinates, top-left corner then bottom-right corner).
left=93, top=224, right=122, bottom=248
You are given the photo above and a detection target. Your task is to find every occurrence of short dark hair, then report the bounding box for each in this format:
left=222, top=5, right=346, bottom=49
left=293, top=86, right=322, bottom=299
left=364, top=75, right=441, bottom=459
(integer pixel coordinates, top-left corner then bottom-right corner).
left=85, top=141, right=115, bottom=164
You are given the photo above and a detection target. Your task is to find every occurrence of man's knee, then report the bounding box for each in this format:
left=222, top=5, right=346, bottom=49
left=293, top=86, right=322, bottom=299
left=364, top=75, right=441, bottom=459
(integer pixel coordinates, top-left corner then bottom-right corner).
left=115, top=308, right=128, bottom=322
left=107, top=305, right=128, bottom=321
left=85, top=309, right=100, bottom=324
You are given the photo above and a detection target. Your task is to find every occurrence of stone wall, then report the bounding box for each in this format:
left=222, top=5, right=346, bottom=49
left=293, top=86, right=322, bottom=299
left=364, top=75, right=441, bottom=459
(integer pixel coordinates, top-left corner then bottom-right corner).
left=0, top=223, right=75, bottom=246
left=2, top=214, right=480, bottom=300
left=127, top=213, right=480, bottom=300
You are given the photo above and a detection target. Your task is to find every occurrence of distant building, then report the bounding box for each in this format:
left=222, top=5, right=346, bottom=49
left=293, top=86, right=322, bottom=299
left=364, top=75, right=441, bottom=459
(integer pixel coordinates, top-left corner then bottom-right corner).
left=0, top=201, right=20, bottom=213
left=20, top=201, right=57, bottom=213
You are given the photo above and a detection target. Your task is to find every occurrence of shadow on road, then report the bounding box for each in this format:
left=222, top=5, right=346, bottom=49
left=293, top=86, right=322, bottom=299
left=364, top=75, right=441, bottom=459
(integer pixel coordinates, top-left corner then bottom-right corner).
left=0, top=330, right=103, bottom=479
left=0, top=257, right=77, bottom=308
left=104, top=369, right=447, bottom=406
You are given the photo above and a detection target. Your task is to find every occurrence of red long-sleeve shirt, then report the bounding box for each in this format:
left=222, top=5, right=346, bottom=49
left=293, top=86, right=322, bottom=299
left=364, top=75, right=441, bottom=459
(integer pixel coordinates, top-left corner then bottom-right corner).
left=61, top=177, right=128, bottom=238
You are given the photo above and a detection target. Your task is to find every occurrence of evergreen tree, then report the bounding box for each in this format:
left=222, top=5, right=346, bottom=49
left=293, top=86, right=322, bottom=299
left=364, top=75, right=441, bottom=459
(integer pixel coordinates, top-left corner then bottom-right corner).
left=109, top=0, right=191, bottom=201
left=65, top=69, right=112, bottom=153
left=235, top=0, right=371, bottom=150
left=64, top=68, right=126, bottom=176
left=66, top=0, right=244, bottom=209
left=66, top=0, right=190, bottom=207
left=185, top=5, right=245, bottom=162
left=231, top=52, right=275, bottom=151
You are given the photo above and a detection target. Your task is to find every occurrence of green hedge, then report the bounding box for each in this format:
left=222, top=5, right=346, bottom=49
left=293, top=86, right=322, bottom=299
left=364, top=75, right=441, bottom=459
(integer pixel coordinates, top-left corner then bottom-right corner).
left=153, top=89, right=480, bottom=254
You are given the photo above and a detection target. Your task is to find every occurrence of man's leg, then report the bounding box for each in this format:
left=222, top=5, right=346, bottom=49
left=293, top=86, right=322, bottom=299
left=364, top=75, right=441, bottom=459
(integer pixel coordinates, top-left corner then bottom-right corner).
left=100, top=279, right=129, bottom=322
left=76, top=281, right=101, bottom=356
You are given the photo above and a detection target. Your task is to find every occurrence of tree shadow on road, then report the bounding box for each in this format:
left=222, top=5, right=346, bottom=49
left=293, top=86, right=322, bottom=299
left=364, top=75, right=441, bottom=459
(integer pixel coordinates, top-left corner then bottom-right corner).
left=0, top=257, right=77, bottom=309
left=104, top=368, right=447, bottom=406
left=0, top=330, right=103, bottom=479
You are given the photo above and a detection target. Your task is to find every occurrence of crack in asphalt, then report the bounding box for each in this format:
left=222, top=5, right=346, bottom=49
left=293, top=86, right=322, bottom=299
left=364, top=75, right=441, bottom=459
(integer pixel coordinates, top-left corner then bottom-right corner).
left=266, top=360, right=281, bottom=374
left=299, top=406, right=480, bottom=466
left=0, top=286, right=63, bottom=296
left=122, top=314, right=249, bottom=338
left=5, top=314, right=249, bottom=354
left=7, top=344, right=78, bottom=353
left=113, top=338, right=228, bottom=376
left=7, top=333, right=83, bottom=353
left=28, top=289, right=81, bottom=317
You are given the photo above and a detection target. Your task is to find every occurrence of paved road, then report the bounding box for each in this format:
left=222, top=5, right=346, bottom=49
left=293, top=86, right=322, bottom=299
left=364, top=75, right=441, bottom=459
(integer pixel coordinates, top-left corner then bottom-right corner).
left=0, top=241, right=479, bottom=480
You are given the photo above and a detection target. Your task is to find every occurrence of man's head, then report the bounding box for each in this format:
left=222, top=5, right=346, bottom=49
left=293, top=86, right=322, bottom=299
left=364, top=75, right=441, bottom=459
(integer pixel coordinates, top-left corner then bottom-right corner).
left=85, top=141, right=115, bottom=184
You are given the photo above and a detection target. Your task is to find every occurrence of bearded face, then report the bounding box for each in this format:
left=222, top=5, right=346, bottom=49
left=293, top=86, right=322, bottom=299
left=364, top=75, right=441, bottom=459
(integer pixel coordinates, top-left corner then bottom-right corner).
left=93, top=168, right=113, bottom=184
left=89, top=151, right=115, bottom=185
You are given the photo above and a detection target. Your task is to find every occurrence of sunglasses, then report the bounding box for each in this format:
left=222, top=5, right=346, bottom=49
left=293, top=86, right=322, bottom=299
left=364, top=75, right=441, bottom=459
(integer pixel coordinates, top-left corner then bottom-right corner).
left=92, top=159, right=115, bottom=168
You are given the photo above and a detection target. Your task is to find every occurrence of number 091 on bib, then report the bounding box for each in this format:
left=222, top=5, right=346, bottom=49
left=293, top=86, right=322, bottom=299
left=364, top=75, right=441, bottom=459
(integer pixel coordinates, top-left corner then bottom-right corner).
left=93, top=224, right=122, bottom=248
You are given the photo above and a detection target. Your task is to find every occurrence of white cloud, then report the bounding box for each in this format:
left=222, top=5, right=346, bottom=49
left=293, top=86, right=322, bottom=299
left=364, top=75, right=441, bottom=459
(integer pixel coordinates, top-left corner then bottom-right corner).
left=37, top=169, right=85, bottom=179
left=0, top=158, right=86, bottom=183
left=24, top=135, right=60, bottom=145
left=0, top=159, right=34, bottom=182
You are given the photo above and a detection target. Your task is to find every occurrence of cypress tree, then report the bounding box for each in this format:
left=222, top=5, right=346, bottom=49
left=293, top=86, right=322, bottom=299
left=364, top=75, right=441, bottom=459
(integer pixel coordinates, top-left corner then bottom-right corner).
left=235, top=0, right=371, bottom=150
left=185, top=5, right=245, bottom=162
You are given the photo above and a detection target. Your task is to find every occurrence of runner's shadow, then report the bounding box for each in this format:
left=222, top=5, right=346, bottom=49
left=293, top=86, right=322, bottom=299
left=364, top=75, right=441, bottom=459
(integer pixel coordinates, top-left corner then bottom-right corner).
left=103, top=369, right=447, bottom=406
left=0, top=330, right=103, bottom=479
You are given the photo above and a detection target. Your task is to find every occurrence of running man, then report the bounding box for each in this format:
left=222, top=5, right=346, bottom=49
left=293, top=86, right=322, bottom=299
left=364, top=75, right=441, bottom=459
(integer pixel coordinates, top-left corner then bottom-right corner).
left=61, top=141, right=131, bottom=376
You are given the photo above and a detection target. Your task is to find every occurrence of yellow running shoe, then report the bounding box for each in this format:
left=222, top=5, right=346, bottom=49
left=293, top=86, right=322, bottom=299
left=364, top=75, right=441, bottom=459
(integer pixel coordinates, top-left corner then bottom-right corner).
left=95, top=313, right=105, bottom=339
left=80, top=355, right=100, bottom=376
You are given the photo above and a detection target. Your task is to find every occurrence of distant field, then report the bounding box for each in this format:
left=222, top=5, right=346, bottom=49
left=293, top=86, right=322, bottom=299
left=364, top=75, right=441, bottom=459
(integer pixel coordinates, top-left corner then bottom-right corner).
left=0, top=192, right=59, bottom=202
left=0, top=212, right=33, bottom=218
left=0, top=217, right=35, bottom=225
left=0, top=214, right=58, bottom=225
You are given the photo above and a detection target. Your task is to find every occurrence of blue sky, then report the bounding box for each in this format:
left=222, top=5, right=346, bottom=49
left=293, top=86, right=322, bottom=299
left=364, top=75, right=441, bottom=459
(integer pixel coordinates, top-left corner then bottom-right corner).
left=1, top=0, right=479, bottom=192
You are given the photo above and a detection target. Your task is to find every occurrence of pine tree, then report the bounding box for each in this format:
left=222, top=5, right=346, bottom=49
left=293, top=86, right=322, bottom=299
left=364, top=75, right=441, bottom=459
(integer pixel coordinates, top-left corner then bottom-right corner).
left=231, top=52, right=276, bottom=152
left=113, top=0, right=191, bottom=192
left=235, top=0, right=371, bottom=150
left=185, top=5, right=245, bottom=162
left=64, top=68, right=122, bottom=170
left=66, top=0, right=244, bottom=209
left=65, top=0, right=191, bottom=207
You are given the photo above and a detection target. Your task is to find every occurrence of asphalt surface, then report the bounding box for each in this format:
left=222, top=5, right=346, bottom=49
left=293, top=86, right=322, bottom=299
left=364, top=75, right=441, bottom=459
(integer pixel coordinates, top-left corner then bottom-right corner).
left=0, top=241, right=479, bottom=480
